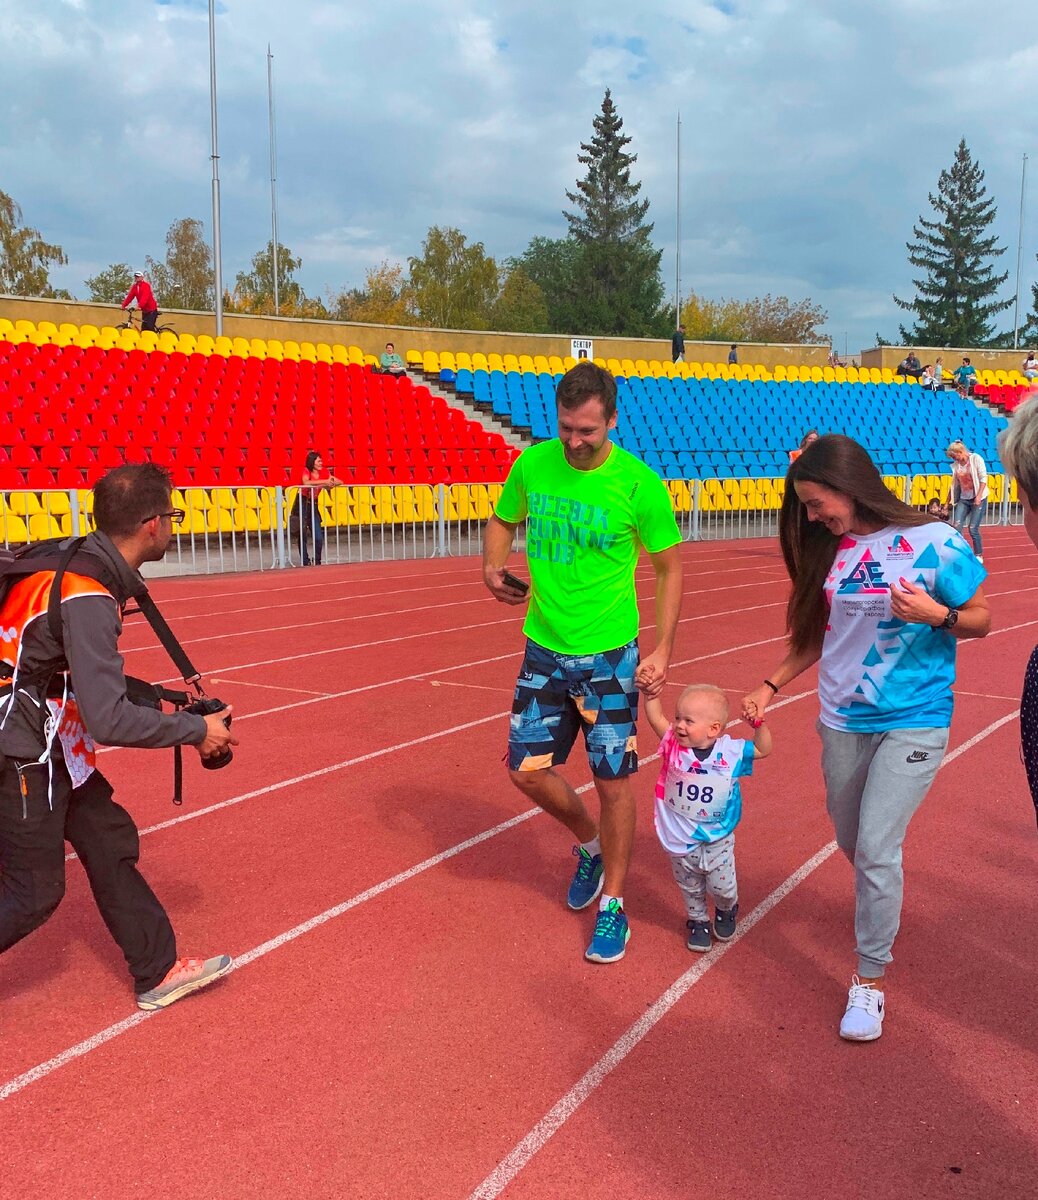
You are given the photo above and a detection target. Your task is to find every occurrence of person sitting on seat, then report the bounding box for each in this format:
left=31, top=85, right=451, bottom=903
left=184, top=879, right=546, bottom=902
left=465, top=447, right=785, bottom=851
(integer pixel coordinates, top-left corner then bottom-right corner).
left=1022, top=351, right=1037, bottom=382
left=897, top=351, right=923, bottom=379
left=953, top=356, right=978, bottom=395
left=920, top=364, right=939, bottom=391
left=379, top=342, right=407, bottom=376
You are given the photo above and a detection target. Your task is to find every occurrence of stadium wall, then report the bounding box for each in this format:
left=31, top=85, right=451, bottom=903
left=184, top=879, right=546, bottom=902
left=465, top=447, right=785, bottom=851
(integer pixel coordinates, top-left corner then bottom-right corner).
left=862, top=346, right=1035, bottom=373
left=1, top=294, right=829, bottom=368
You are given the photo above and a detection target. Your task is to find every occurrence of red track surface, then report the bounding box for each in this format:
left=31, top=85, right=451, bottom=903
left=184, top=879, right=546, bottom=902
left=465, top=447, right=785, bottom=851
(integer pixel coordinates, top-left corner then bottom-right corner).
left=2, top=531, right=1037, bottom=1199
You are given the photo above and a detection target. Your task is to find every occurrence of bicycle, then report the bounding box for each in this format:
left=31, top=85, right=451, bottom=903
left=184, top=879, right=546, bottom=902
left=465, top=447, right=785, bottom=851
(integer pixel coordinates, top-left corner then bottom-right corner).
left=115, top=309, right=177, bottom=335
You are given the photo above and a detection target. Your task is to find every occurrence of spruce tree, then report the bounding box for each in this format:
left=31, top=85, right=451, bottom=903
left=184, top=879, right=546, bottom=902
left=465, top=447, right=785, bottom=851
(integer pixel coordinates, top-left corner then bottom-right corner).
left=562, top=90, right=664, bottom=336
left=894, top=139, right=1012, bottom=346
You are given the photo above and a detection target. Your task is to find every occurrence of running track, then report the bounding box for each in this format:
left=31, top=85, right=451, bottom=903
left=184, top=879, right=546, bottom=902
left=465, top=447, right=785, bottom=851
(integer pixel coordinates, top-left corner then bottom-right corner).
left=2, top=532, right=1037, bottom=1199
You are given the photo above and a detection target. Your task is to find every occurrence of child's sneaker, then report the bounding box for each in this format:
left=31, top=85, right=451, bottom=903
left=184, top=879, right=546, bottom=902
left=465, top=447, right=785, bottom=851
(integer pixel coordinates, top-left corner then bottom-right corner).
left=713, top=903, right=739, bottom=942
left=839, top=976, right=885, bottom=1042
left=136, top=955, right=232, bottom=1011
left=686, top=919, right=712, bottom=953
left=585, top=899, right=630, bottom=963
left=566, top=845, right=604, bottom=911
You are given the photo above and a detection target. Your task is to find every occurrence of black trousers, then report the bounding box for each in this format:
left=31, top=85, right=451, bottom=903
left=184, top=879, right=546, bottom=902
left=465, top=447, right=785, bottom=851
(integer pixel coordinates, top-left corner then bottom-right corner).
left=141, top=309, right=158, bottom=332
left=0, top=760, right=176, bottom=993
left=1021, top=647, right=1038, bottom=832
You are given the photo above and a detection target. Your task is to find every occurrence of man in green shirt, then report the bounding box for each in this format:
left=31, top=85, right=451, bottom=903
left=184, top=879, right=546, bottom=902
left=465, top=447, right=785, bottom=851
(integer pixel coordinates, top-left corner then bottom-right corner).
left=482, top=362, right=683, bottom=963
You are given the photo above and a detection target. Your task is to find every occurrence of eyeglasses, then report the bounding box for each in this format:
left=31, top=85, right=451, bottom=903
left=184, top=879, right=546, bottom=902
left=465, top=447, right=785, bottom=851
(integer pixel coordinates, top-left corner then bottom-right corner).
left=141, top=509, right=186, bottom=526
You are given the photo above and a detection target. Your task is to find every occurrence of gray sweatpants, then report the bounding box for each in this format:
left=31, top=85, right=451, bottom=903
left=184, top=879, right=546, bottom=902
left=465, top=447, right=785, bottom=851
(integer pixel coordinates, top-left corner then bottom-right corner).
left=818, top=722, right=949, bottom=978
left=668, top=834, right=738, bottom=921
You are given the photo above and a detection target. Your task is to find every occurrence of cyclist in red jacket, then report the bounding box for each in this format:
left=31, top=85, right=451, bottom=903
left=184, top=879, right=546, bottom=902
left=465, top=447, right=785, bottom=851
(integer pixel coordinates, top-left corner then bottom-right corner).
left=121, top=271, right=159, bottom=331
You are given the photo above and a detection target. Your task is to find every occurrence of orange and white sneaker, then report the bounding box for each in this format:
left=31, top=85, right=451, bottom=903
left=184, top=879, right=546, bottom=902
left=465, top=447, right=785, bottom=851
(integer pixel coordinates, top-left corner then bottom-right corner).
left=136, top=955, right=232, bottom=1011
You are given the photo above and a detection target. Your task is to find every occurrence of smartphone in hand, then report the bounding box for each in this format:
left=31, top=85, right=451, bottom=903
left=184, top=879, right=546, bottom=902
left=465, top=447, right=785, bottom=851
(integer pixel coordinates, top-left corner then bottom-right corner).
left=501, top=570, right=529, bottom=595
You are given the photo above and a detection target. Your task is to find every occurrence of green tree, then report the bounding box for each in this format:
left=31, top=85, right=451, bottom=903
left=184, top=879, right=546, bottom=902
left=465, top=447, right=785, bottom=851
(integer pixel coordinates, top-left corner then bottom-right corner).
left=227, top=240, right=326, bottom=316
left=329, top=261, right=415, bottom=325
left=145, top=217, right=214, bottom=311
left=894, top=139, right=1012, bottom=346
left=1018, top=253, right=1038, bottom=345
left=0, top=190, right=68, bottom=297
left=562, top=90, right=665, bottom=336
left=511, top=236, right=585, bottom=333
left=85, top=262, right=135, bottom=304
left=408, top=226, right=499, bottom=329
left=491, top=266, right=549, bottom=333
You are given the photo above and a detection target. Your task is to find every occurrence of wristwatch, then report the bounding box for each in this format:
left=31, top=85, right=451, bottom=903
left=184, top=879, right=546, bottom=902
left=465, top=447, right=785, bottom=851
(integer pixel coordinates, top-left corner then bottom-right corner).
left=939, top=606, right=959, bottom=630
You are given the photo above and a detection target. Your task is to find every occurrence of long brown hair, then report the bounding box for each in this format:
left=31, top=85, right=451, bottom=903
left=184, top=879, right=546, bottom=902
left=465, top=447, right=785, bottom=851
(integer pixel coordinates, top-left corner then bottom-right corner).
left=779, top=434, right=933, bottom=653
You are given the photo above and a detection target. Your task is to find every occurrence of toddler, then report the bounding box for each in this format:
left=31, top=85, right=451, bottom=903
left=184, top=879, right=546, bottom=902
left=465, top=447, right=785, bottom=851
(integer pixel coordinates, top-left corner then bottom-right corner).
left=644, top=684, right=771, bottom=951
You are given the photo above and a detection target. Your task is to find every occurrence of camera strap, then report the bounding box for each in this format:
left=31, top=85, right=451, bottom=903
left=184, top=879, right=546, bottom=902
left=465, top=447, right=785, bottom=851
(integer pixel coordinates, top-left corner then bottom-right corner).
left=47, top=538, right=208, bottom=806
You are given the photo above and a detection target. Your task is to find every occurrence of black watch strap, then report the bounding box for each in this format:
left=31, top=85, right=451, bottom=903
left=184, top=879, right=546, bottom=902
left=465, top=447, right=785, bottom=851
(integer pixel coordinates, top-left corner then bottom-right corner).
left=940, top=606, right=959, bottom=630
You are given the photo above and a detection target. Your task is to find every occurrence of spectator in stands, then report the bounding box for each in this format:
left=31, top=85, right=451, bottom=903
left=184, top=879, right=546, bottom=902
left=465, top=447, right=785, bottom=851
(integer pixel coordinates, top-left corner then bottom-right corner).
left=897, top=351, right=922, bottom=379
left=1022, top=350, right=1038, bottom=382
left=789, top=429, right=819, bottom=464
left=379, top=342, right=407, bottom=377
left=920, top=363, right=938, bottom=391
left=828, top=349, right=845, bottom=369
left=296, top=451, right=342, bottom=566
left=482, top=361, right=683, bottom=966
left=671, top=324, right=686, bottom=364
left=953, top=356, right=977, bottom=394
left=996, top=395, right=1038, bottom=831
left=925, top=496, right=949, bottom=520
left=934, top=356, right=945, bottom=388
left=728, top=344, right=739, bottom=365
left=742, top=434, right=988, bottom=1042
left=946, top=440, right=988, bottom=562
left=121, top=271, right=159, bottom=332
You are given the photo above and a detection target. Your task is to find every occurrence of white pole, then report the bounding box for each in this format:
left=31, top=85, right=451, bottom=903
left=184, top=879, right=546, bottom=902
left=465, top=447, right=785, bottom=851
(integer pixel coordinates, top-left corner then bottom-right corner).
left=1013, top=152, right=1028, bottom=350
left=675, top=111, right=681, bottom=325
left=268, top=45, right=280, bottom=317
left=209, top=0, right=224, bottom=336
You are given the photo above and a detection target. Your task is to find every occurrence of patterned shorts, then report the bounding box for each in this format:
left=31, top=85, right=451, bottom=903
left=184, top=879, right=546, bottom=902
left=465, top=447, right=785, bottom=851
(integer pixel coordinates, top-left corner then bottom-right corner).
left=507, top=638, right=640, bottom=780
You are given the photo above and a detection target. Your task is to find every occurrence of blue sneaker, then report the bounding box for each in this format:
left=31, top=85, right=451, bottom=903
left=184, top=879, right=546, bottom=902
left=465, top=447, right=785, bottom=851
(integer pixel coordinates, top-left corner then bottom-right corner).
left=686, top=919, right=712, bottom=953
left=585, top=899, right=630, bottom=963
left=713, top=903, right=739, bottom=942
left=566, top=845, right=604, bottom=911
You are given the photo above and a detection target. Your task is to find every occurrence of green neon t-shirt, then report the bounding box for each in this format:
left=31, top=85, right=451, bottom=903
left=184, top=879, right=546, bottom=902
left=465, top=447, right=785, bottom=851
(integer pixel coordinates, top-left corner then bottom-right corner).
left=494, top=440, right=681, bottom=655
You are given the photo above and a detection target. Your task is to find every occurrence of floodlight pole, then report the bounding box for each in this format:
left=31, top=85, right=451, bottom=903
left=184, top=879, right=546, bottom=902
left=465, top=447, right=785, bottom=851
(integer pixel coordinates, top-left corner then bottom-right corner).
left=1013, top=152, right=1028, bottom=350
left=675, top=111, right=681, bottom=325
left=209, top=0, right=224, bottom=336
left=268, top=45, right=280, bottom=317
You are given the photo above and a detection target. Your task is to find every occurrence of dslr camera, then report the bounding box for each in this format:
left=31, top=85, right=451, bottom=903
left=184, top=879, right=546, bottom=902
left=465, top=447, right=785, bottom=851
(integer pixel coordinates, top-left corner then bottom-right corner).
left=185, top=695, right=233, bottom=770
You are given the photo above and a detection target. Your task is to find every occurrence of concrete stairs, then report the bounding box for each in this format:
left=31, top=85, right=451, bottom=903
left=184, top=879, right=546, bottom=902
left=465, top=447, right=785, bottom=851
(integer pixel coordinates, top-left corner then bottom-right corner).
left=412, top=369, right=530, bottom=450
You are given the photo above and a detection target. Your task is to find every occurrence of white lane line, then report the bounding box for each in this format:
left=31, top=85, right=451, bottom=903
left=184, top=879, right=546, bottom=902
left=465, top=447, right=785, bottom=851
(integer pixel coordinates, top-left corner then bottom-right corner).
left=139, top=600, right=787, bottom=687
left=10, top=693, right=819, bottom=1102
left=465, top=710, right=1021, bottom=1200
left=152, top=561, right=789, bottom=626
left=119, top=575, right=787, bottom=657
left=429, top=680, right=507, bottom=692
left=958, top=690, right=1021, bottom=701
left=75, top=711, right=512, bottom=855
left=209, top=678, right=332, bottom=698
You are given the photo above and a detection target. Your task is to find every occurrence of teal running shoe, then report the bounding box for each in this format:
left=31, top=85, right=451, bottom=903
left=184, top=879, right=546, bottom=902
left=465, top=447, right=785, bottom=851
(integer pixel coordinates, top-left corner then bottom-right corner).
left=566, top=845, right=604, bottom=911
left=585, top=899, right=630, bottom=963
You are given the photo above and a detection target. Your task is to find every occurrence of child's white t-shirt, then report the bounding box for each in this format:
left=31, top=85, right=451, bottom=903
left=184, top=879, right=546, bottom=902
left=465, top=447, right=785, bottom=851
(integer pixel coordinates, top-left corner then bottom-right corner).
left=820, top=521, right=986, bottom=732
left=654, top=730, right=755, bottom=853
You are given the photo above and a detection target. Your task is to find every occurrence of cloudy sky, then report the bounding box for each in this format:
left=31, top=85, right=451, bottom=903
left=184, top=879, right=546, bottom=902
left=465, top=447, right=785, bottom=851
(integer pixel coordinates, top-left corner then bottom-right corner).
left=2, top=0, right=1035, bottom=353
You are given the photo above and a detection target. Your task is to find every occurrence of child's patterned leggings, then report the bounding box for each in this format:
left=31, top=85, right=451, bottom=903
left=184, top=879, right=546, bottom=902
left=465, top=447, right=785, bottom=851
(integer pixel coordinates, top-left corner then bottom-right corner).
left=668, top=834, right=738, bottom=921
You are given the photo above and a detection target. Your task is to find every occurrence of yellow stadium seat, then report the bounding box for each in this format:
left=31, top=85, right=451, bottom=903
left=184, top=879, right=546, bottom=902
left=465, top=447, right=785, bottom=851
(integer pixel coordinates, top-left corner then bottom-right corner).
left=472, top=352, right=489, bottom=370
left=231, top=337, right=251, bottom=357
left=517, top=355, right=534, bottom=372
left=0, top=317, right=14, bottom=336
left=28, top=513, right=66, bottom=541
left=0, top=514, right=29, bottom=543
left=502, top=354, right=520, bottom=372
left=457, top=352, right=474, bottom=371
left=315, top=343, right=333, bottom=363
left=330, top=344, right=349, bottom=365
left=347, top=344, right=365, bottom=364
left=487, top=353, right=504, bottom=371
left=14, top=320, right=36, bottom=335
left=282, top=340, right=301, bottom=361
left=563, top=356, right=577, bottom=370
left=299, top=342, right=318, bottom=362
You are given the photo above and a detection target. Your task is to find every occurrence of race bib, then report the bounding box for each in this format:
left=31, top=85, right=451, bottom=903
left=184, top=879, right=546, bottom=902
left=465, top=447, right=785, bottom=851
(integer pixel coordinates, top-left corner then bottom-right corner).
left=663, top=773, right=732, bottom=823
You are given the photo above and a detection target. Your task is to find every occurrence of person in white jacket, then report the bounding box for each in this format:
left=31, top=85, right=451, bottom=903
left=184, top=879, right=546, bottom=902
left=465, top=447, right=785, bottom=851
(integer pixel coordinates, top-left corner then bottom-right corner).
left=946, top=440, right=989, bottom=562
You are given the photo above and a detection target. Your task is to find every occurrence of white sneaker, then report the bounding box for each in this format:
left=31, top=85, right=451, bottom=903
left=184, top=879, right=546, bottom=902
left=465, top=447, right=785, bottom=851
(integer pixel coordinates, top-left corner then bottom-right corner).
left=839, top=975, right=885, bottom=1041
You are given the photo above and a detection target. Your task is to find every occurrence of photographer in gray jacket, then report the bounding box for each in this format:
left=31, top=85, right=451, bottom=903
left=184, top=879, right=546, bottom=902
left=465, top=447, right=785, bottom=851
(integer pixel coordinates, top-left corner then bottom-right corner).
left=0, top=463, right=237, bottom=1011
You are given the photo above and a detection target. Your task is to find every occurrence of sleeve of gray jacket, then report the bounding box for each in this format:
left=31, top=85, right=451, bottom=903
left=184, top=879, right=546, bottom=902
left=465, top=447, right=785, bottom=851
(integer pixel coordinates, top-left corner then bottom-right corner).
left=62, top=593, right=208, bottom=749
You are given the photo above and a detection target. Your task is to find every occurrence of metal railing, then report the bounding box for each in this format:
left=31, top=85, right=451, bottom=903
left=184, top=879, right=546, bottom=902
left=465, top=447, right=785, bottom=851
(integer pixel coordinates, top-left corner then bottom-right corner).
left=0, top=477, right=1023, bottom=575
